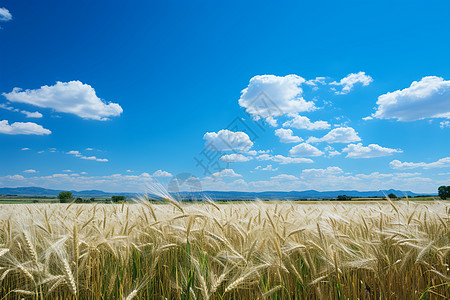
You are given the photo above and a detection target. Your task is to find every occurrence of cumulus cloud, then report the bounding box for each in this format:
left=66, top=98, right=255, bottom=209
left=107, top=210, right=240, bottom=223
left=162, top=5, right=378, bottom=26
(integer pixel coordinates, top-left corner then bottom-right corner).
left=371, top=76, right=450, bottom=121
left=289, top=143, right=324, bottom=157
left=342, top=143, right=402, bottom=158
left=257, top=154, right=313, bottom=164
left=390, top=157, right=450, bottom=170
left=211, top=168, right=242, bottom=178
left=67, top=150, right=81, bottom=156
left=66, top=150, right=108, bottom=162
left=255, top=165, right=278, bottom=171
left=22, top=111, right=43, bottom=118
left=23, top=169, right=37, bottom=173
left=301, top=166, right=343, bottom=177
left=152, top=170, right=173, bottom=177
left=203, top=129, right=253, bottom=152
left=3, top=81, right=123, bottom=121
left=21, top=148, right=30, bottom=151
left=271, top=174, right=299, bottom=181
left=440, top=121, right=450, bottom=129
left=274, top=128, right=303, bottom=143
left=0, top=8, right=12, bottom=22
left=324, top=146, right=341, bottom=157
left=282, top=115, right=330, bottom=130
left=307, top=127, right=361, bottom=144
left=0, top=120, right=51, bottom=135
left=220, top=153, right=252, bottom=162
left=330, top=72, right=373, bottom=95
left=238, top=75, right=315, bottom=125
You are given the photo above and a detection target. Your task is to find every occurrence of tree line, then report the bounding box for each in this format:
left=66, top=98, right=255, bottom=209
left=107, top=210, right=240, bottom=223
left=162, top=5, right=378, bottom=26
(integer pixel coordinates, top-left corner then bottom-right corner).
left=58, top=191, right=126, bottom=203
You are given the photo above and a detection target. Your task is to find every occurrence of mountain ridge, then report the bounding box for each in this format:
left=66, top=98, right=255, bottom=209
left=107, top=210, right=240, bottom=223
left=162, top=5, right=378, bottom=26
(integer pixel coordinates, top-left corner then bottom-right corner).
left=0, top=186, right=435, bottom=199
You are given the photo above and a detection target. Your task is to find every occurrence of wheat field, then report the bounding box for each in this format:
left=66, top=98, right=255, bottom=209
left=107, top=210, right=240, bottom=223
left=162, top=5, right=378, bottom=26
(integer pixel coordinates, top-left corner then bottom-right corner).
left=0, top=196, right=448, bottom=299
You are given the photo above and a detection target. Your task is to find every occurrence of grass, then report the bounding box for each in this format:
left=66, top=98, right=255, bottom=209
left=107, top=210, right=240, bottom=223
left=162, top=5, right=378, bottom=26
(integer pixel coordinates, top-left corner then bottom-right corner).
left=0, top=195, right=448, bottom=299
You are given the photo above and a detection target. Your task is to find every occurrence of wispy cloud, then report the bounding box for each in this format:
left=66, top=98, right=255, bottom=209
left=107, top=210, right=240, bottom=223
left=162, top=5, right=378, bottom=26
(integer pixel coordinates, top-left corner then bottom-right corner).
left=66, top=150, right=108, bottom=162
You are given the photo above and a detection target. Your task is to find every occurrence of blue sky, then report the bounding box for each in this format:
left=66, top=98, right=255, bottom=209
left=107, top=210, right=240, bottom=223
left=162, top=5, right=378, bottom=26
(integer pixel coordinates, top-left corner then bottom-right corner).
left=1, top=1, right=449, bottom=193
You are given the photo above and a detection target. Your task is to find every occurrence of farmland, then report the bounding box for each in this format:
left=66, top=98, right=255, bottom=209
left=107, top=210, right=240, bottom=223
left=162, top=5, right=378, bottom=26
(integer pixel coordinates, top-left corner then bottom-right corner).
left=0, top=198, right=448, bottom=299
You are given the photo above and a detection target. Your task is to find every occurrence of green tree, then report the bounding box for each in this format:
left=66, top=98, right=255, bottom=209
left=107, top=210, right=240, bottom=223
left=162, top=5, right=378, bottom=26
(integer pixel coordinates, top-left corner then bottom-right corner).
left=438, top=186, right=450, bottom=200
left=58, top=191, right=73, bottom=203
left=111, top=195, right=126, bottom=203
left=337, top=195, right=351, bottom=201
left=388, top=193, right=398, bottom=199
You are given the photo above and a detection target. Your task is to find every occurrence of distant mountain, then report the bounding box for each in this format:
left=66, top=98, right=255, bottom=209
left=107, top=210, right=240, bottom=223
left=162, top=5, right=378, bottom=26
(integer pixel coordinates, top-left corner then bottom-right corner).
left=0, top=186, right=432, bottom=200
left=188, top=189, right=423, bottom=200
left=0, top=187, right=134, bottom=197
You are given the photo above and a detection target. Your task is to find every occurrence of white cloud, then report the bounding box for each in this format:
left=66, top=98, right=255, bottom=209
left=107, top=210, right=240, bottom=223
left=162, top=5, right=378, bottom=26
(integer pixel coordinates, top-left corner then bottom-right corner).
left=152, top=170, right=173, bottom=177
left=21, top=147, right=30, bottom=151
left=220, top=153, right=252, bottom=162
left=440, top=121, right=450, bottom=128
left=67, top=150, right=81, bottom=156
left=328, top=151, right=341, bottom=157
left=282, top=115, right=330, bottom=130
left=81, top=156, right=108, bottom=162
left=80, top=172, right=88, bottom=175
left=203, top=129, right=253, bottom=152
left=330, top=72, right=373, bottom=95
left=0, top=8, right=12, bottom=22
left=305, top=77, right=326, bottom=86
left=0, top=103, right=43, bottom=118
left=301, top=166, right=343, bottom=177
left=342, top=143, right=402, bottom=158
left=6, top=175, right=24, bottom=180
left=0, top=120, right=51, bottom=135
left=271, top=174, right=299, bottom=181
left=66, top=150, right=108, bottom=162
left=23, top=169, right=37, bottom=173
left=371, top=76, right=450, bottom=121
left=289, top=143, right=324, bottom=157
left=390, top=157, right=450, bottom=170
left=324, top=145, right=341, bottom=157
left=211, top=168, right=242, bottom=178
left=62, top=170, right=73, bottom=173
left=394, top=172, right=421, bottom=178
left=238, top=75, right=315, bottom=125
left=274, top=128, right=303, bottom=143
left=307, top=127, right=361, bottom=144
left=3, top=81, right=123, bottom=121
left=355, top=172, right=394, bottom=180
left=247, top=150, right=270, bottom=156
left=255, top=165, right=278, bottom=171
left=257, top=154, right=313, bottom=164
left=22, top=111, right=43, bottom=118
